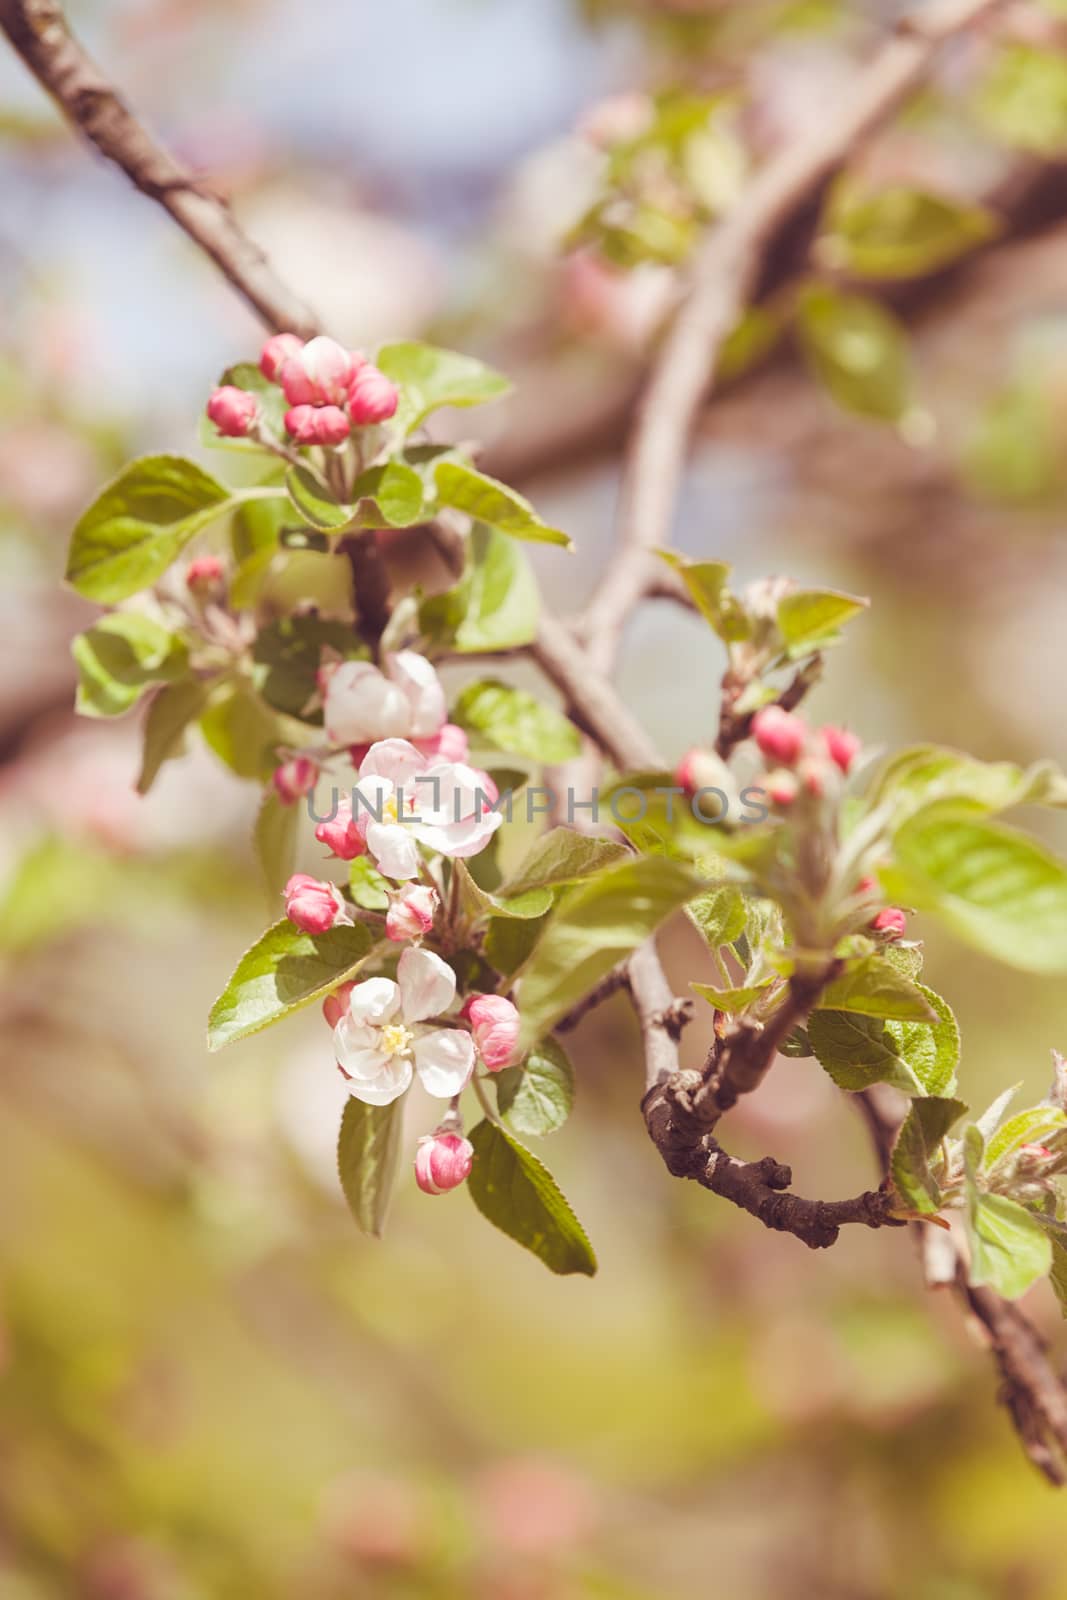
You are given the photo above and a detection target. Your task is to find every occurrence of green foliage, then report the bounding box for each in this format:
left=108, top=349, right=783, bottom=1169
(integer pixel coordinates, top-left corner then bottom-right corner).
left=433, top=462, right=572, bottom=548
left=882, top=803, right=1067, bottom=974
left=351, top=461, right=426, bottom=527
left=137, top=679, right=210, bottom=794
left=692, top=980, right=773, bottom=1014
left=776, top=587, right=868, bottom=657
left=890, top=1096, right=967, bottom=1215
left=809, top=984, right=959, bottom=1097
left=208, top=919, right=375, bottom=1050
left=66, top=455, right=233, bottom=600
left=285, top=465, right=352, bottom=530
left=796, top=284, right=911, bottom=421
left=253, top=791, right=298, bottom=897
left=977, top=45, right=1067, bottom=154
left=966, top=1193, right=1052, bottom=1301
left=496, top=1038, right=576, bottom=1137
left=816, top=956, right=936, bottom=1022
left=467, top=1119, right=597, bottom=1275
left=199, top=681, right=284, bottom=781
left=452, top=679, right=580, bottom=762
left=251, top=615, right=360, bottom=719
left=377, top=340, right=512, bottom=434
left=72, top=612, right=188, bottom=717
left=820, top=183, right=996, bottom=279
left=337, top=1097, right=404, bottom=1238
left=687, top=884, right=747, bottom=948
left=348, top=857, right=391, bottom=910
left=868, top=745, right=1067, bottom=823
left=500, top=829, right=630, bottom=899
left=420, top=523, right=540, bottom=653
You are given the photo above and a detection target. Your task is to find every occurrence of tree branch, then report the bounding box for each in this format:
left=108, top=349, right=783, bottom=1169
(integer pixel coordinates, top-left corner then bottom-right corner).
left=0, top=0, right=320, bottom=337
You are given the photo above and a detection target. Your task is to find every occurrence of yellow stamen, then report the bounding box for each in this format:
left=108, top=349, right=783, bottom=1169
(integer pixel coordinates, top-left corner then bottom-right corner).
left=380, top=1022, right=414, bottom=1058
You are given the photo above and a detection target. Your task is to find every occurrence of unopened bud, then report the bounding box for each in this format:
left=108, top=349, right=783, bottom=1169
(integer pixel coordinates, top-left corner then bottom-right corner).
left=315, top=800, right=365, bottom=861
left=871, top=906, right=907, bottom=939
left=285, top=404, right=351, bottom=446
left=752, top=706, right=807, bottom=766
left=821, top=725, right=862, bottom=775
left=386, top=883, right=438, bottom=942
left=284, top=873, right=349, bottom=934
left=414, top=1131, right=474, bottom=1195
left=185, top=553, right=225, bottom=593
left=462, top=992, right=521, bottom=1072
left=260, top=332, right=305, bottom=382
left=347, top=363, right=400, bottom=425
left=206, top=385, right=259, bottom=437
left=272, top=755, right=318, bottom=805
left=280, top=335, right=354, bottom=406
left=766, top=769, right=799, bottom=808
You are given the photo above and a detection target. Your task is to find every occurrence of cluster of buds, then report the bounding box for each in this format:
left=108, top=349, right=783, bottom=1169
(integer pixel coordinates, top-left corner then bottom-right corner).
left=205, top=334, right=400, bottom=448
left=751, top=705, right=861, bottom=807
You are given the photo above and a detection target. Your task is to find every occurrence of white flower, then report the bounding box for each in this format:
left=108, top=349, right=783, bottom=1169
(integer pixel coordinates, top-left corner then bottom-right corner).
left=325, top=650, right=446, bottom=746
left=351, top=738, right=502, bottom=881
left=334, top=946, right=475, bottom=1106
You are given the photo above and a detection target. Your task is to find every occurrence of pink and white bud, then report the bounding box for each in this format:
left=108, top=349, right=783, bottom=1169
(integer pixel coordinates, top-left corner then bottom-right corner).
left=284, top=872, right=349, bottom=934
left=871, top=906, right=907, bottom=939
left=821, top=725, right=862, bottom=775
left=766, top=769, right=799, bottom=808
left=206, top=385, right=259, bottom=437
left=259, top=332, right=304, bottom=382
left=752, top=706, right=807, bottom=766
left=462, top=992, right=521, bottom=1072
left=185, top=553, right=224, bottom=593
left=279, top=335, right=354, bottom=406
left=347, top=363, right=400, bottom=425
left=272, top=755, right=318, bottom=806
left=676, top=747, right=723, bottom=795
left=416, top=722, right=469, bottom=764
left=315, top=800, right=366, bottom=862
left=322, top=980, right=356, bottom=1028
left=414, top=1131, right=474, bottom=1195
left=285, top=404, right=351, bottom=447
left=386, top=883, right=438, bottom=943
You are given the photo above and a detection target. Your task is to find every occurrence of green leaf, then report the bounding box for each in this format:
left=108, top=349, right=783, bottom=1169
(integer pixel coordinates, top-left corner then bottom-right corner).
left=692, top=980, right=773, bottom=1015
left=796, top=284, right=910, bottom=421
left=500, top=829, right=630, bottom=899
left=514, top=856, right=702, bottom=1047
left=810, top=983, right=959, bottom=1096
left=351, top=462, right=426, bottom=528
left=420, top=523, right=539, bottom=653
left=817, top=955, right=936, bottom=1022
left=348, top=856, right=391, bottom=911
left=253, top=790, right=298, bottom=897
left=72, top=612, right=188, bottom=717
left=452, top=679, right=580, bottom=763
left=984, top=1105, right=1067, bottom=1171
left=776, top=587, right=868, bottom=658
left=285, top=466, right=352, bottom=530
left=977, top=44, right=1067, bottom=155
left=433, top=462, right=572, bottom=549
left=966, top=1193, right=1052, bottom=1299
left=496, top=1038, right=575, bottom=1137
left=890, top=1096, right=967, bottom=1214
left=67, top=455, right=232, bottom=601
left=882, top=803, right=1067, bottom=974
left=208, top=919, right=374, bottom=1050
left=484, top=913, right=549, bottom=980
left=687, top=884, right=747, bottom=948
left=821, top=183, right=996, bottom=279
left=337, top=1097, right=403, bottom=1238
left=137, top=678, right=210, bottom=794
left=466, top=1119, right=596, bottom=1275
left=377, top=341, right=512, bottom=434
left=1041, top=1218, right=1067, bottom=1318
left=251, top=615, right=361, bottom=719
left=655, top=552, right=747, bottom=639
left=869, top=745, right=1067, bottom=823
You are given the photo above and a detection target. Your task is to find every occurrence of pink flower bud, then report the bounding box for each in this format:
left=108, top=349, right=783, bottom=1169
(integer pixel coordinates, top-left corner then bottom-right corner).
left=185, top=553, right=225, bottom=592
left=462, top=992, right=521, bottom=1072
left=259, top=332, right=305, bottom=382
left=347, top=363, right=400, bottom=425
left=676, top=747, right=728, bottom=794
left=766, top=770, right=799, bottom=807
left=821, top=725, right=862, bottom=775
left=1020, top=1143, right=1054, bottom=1161
left=752, top=706, right=807, bottom=766
left=414, top=1132, right=474, bottom=1195
left=206, top=385, right=259, bottom=437
left=322, top=979, right=356, bottom=1028
left=871, top=906, right=907, bottom=939
left=315, top=800, right=365, bottom=861
left=272, top=755, right=318, bottom=805
left=415, top=723, right=469, bottom=764
left=386, top=883, right=438, bottom=942
left=284, top=873, right=348, bottom=934
left=284, top=404, right=351, bottom=446
left=279, top=335, right=354, bottom=406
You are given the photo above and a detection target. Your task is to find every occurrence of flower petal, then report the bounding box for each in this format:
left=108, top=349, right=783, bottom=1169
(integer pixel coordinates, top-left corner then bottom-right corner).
left=414, top=1028, right=475, bottom=1098
left=387, top=651, right=447, bottom=739
left=359, top=738, right=427, bottom=787
left=345, top=977, right=400, bottom=1028
left=430, top=808, right=504, bottom=859
left=343, top=1054, right=414, bottom=1106
left=366, top=820, right=422, bottom=881
left=398, top=946, right=456, bottom=1023
left=326, top=661, right=412, bottom=745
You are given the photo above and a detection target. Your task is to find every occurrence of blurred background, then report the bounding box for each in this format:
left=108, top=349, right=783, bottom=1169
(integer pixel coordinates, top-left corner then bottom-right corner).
left=4, top=0, right=1067, bottom=1595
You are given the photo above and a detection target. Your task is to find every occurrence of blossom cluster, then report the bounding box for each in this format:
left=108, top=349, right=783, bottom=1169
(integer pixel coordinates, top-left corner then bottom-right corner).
left=206, top=334, right=400, bottom=448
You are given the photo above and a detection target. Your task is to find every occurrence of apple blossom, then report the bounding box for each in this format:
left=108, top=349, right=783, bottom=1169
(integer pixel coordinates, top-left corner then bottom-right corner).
left=871, top=907, right=907, bottom=939
left=324, top=651, right=446, bottom=747
left=350, top=738, right=502, bottom=880
left=752, top=706, right=807, bottom=766
left=347, top=362, right=400, bottom=424
left=206, top=385, right=259, bottom=437
left=414, top=1131, right=474, bottom=1195
left=284, top=403, right=351, bottom=446
left=386, top=883, right=438, bottom=942
left=821, top=725, right=862, bottom=774
left=284, top=872, right=350, bottom=934
left=315, top=799, right=366, bottom=862
left=272, top=754, right=317, bottom=805
left=279, top=335, right=354, bottom=406
left=259, top=332, right=304, bottom=381
left=334, top=946, right=474, bottom=1105
left=462, top=992, right=520, bottom=1072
